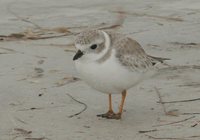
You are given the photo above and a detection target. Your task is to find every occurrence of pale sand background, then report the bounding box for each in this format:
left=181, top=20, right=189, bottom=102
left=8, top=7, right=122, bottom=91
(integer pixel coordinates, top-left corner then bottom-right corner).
left=0, top=0, right=200, bottom=140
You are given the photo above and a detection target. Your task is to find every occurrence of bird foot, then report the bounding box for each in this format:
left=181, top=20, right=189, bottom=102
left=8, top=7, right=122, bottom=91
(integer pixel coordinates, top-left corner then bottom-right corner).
left=97, top=111, right=121, bottom=120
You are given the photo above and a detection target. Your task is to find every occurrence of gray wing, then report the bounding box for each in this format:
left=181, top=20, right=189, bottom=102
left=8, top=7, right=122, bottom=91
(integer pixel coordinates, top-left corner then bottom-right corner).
left=113, top=37, right=169, bottom=72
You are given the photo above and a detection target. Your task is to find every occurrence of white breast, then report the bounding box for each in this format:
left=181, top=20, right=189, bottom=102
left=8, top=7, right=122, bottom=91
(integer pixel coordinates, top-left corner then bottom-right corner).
left=75, top=50, right=149, bottom=94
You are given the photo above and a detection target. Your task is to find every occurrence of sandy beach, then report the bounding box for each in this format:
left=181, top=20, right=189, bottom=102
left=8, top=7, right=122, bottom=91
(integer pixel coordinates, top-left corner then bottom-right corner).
left=0, top=0, right=200, bottom=139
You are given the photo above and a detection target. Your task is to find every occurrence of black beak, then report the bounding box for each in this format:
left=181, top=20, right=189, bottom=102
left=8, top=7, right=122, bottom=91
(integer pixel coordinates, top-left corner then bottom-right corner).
left=73, top=50, right=84, bottom=61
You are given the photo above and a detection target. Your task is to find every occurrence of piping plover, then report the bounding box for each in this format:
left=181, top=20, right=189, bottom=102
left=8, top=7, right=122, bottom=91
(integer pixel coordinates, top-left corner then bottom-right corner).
left=73, top=29, right=169, bottom=119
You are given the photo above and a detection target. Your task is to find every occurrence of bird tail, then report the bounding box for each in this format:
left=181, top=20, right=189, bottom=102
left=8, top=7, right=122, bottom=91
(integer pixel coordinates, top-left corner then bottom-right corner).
left=147, top=55, right=170, bottom=66
left=148, top=55, right=170, bottom=63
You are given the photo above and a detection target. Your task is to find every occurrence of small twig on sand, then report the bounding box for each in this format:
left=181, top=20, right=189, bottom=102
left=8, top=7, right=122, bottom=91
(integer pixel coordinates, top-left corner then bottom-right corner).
left=146, top=134, right=183, bottom=140
left=66, top=93, right=87, bottom=118
left=98, top=24, right=122, bottom=30
left=25, top=137, right=48, bottom=140
left=154, top=87, right=167, bottom=115
left=138, top=129, right=157, bottom=133
left=14, top=128, right=32, bottom=137
left=0, top=32, right=73, bottom=41
left=26, top=33, right=73, bottom=40
left=14, top=117, right=28, bottom=124
left=146, top=134, right=200, bottom=140
left=17, top=105, right=67, bottom=111
left=18, top=107, right=44, bottom=111
left=153, top=116, right=195, bottom=127
left=7, top=2, right=41, bottom=29
left=157, top=97, right=200, bottom=104
left=0, top=47, right=17, bottom=53
left=191, top=123, right=198, bottom=127
left=110, top=10, right=184, bottom=22
left=182, top=112, right=200, bottom=115
left=98, top=8, right=125, bottom=30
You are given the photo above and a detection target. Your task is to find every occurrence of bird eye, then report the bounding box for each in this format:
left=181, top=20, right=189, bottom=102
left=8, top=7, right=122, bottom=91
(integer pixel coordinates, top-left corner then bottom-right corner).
left=90, top=44, right=97, bottom=50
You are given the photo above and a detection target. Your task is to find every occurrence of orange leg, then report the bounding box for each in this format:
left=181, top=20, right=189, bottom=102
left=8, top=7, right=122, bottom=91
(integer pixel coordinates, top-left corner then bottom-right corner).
left=97, top=91, right=127, bottom=120
left=97, top=94, right=114, bottom=118
left=108, top=94, right=113, bottom=112
left=116, top=90, right=127, bottom=119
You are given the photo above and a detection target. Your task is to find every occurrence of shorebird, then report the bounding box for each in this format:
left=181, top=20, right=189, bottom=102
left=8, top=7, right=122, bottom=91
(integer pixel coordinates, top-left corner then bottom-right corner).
left=73, top=29, right=169, bottom=119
